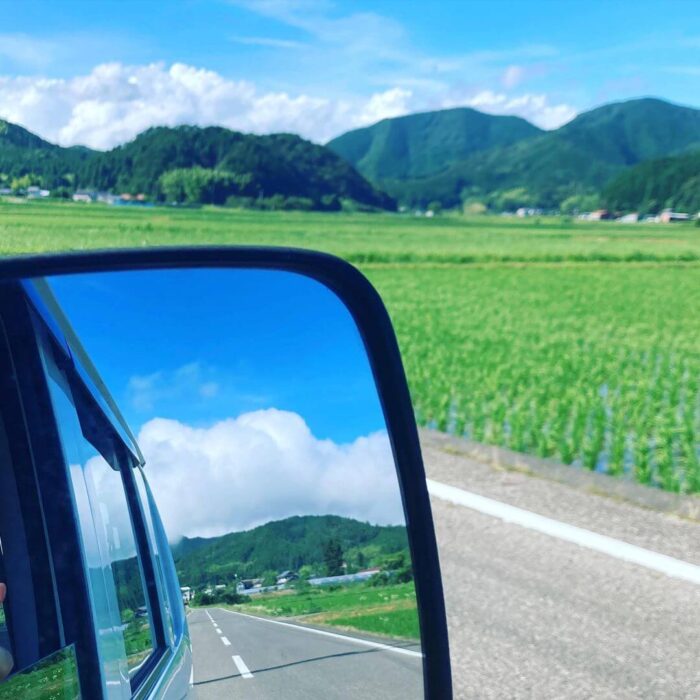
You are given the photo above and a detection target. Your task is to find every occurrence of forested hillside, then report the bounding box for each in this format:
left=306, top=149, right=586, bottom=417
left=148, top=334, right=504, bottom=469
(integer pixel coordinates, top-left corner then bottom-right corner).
left=328, top=107, right=541, bottom=182
left=602, top=150, right=700, bottom=214
left=329, top=98, right=700, bottom=209
left=173, top=514, right=409, bottom=588
left=0, top=119, right=91, bottom=190
left=0, top=121, right=395, bottom=210
left=4, top=97, right=700, bottom=212
left=79, top=126, right=395, bottom=209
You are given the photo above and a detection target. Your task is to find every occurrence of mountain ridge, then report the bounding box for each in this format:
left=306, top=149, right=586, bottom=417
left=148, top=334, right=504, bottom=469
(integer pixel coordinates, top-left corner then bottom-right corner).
left=0, top=120, right=395, bottom=210
left=172, top=514, right=409, bottom=588
left=3, top=96, right=700, bottom=211
left=328, top=97, right=700, bottom=209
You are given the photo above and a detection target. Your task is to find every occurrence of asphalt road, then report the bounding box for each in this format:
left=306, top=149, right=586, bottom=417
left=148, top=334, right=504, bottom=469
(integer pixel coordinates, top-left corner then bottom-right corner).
left=422, top=430, right=700, bottom=699
left=189, top=606, right=423, bottom=699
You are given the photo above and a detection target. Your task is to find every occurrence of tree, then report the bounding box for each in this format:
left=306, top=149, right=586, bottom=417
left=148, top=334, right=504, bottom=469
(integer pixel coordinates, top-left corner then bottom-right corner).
left=261, top=570, right=278, bottom=587
left=427, top=200, right=443, bottom=214
left=298, top=565, right=315, bottom=580
left=159, top=167, right=254, bottom=205
left=323, top=538, right=344, bottom=577
left=559, top=193, right=599, bottom=214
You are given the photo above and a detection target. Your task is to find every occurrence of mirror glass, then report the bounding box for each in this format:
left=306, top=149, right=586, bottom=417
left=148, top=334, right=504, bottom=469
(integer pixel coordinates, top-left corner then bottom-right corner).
left=30, top=269, right=422, bottom=698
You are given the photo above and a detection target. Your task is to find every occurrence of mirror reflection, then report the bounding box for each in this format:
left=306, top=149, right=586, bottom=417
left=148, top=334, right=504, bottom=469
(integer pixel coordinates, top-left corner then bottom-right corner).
left=0, top=269, right=422, bottom=699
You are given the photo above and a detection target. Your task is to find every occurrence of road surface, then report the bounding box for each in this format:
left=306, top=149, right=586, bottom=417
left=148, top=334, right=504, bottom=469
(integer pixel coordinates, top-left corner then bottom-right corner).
left=422, top=429, right=700, bottom=699
left=190, top=606, right=423, bottom=698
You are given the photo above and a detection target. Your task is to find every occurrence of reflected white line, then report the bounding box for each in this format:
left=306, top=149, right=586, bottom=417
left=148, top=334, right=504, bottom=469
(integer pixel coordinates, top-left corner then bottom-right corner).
left=233, top=655, right=254, bottom=679
left=218, top=608, right=422, bottom=658
left=221, top=636, right=231, bottom=646
left=427, top=478, right=700, bottom=586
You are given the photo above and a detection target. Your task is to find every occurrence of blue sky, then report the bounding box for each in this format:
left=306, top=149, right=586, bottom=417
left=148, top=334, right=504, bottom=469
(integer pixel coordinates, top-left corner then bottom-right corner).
left=47, top=269, right=386, bottom=444
left=1, top=1, right=698, bottom=148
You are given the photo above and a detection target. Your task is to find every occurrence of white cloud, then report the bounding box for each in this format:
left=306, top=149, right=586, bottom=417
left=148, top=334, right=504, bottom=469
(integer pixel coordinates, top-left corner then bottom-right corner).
left=0, top=61, right=577, bottom=149
left=0, top=62, right=388, bottom=148
left=137, top=409, right=404, bottom=541
left=454, top=90, right=577, bottom=129
left=357, top=87, right=413, bottom=125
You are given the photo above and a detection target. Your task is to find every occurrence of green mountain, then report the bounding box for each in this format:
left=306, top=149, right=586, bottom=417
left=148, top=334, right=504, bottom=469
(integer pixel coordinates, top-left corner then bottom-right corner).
left=172, top=514, right=409, bottom=588
left=78, top=126, right=395, bottom=209
left=602, top=149, right=700, bottom=214
left=329, top=98, right=700, bottom=209
left=327, top=107, right=542, bottom=182
left=0, top=119, right=91, bottom=189
left=0, top=121, right=394, bottom=210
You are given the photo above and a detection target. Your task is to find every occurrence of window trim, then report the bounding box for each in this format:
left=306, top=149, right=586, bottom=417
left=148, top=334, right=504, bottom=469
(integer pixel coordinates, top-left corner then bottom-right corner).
left=42, top=331, right=167, bottom=691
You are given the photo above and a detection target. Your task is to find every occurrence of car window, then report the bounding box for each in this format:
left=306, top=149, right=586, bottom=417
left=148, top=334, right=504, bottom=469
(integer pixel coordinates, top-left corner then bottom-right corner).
left=39, top=338, right=156, bottom=687
left=136, top=468, right=186, bottom=643
left=133, top=467, right=174, bottom=646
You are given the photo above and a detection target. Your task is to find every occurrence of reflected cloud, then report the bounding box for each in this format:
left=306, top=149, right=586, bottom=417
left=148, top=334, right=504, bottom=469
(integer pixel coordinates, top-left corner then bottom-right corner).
left=139, top=408, right=403, bottom=542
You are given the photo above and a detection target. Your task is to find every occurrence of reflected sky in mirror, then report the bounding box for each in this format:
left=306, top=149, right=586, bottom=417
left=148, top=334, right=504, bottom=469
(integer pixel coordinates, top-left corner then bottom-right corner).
left=46, top=270, right=403, bottom=540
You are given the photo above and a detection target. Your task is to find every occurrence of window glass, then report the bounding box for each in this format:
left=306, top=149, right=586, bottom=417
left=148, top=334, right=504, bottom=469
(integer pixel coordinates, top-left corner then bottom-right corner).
left=40, top=342, right=155, bottom=686
left=0, top=645, right=80, bottom=700
left=141, top=471, right=186, bottom=641
left=87, top=453, right=154, bottom=674
left=134, top=468, right=174, bottom=645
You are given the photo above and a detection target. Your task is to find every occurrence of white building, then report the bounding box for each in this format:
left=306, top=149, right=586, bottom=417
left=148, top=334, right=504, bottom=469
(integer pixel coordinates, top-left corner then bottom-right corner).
left=73, top=190, right=96, bottom=203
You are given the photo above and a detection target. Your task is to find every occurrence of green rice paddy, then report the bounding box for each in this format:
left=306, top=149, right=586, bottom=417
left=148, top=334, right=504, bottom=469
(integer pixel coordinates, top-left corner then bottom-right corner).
left=2, top=199, right=698, bottom=492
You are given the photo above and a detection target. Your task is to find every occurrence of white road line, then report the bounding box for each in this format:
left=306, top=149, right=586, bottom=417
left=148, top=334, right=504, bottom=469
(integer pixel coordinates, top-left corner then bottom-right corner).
left=221, top=636, right=231, bottom=646
left=232, top=655, right=254, bottom=679
left=216, top=628, right=222, bottom=635
left=427, top=478, right=700, bottom=586
left=217, top=608, right=423, bottom=658
left=205, top=610, right=214, bottom=622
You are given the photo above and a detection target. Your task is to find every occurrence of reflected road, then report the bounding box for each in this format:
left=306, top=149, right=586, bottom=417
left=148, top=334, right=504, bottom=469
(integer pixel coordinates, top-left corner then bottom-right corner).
left=189, top=607, right=423, bottom=699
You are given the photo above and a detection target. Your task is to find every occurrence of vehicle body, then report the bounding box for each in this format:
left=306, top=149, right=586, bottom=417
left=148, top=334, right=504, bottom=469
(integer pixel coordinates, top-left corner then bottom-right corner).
left=0, top=278, right=193, bottom=698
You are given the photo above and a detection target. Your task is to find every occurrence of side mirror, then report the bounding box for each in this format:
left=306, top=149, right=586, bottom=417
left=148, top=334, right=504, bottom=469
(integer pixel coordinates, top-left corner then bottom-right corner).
left=0, top=248, right=451, bottom=698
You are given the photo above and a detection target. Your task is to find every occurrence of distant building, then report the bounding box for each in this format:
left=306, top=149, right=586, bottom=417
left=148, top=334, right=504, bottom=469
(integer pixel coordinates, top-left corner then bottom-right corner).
left=586, top=209, right=614, bottom=221
left=73, top=190, right=97, bottom=203
left=276, top=571, right=298, bottom=586
left=308, top=568, right=381, bottom=587
left=96, top=191, right=119, bottom=204
left=659, top=209, right=690, bottom=223
left=617, top=213, right=639, bottom=223
left=516, top=207, right=542, bottom=217
left=26, top=186, right=50, bottom=199
left=0, top=187, right=12, bottom=196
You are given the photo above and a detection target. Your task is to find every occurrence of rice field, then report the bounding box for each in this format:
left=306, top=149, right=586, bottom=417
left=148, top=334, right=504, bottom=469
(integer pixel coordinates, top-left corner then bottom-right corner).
left=368, top=265, right=700, bottom=493
left=2, top=199, right=699, bottom=493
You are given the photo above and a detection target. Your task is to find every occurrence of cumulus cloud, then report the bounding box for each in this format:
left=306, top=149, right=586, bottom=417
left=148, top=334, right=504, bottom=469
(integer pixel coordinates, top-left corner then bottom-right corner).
left=0, top=61, right=576, bottom=149
left=137, top=409, right=404, bottom=542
